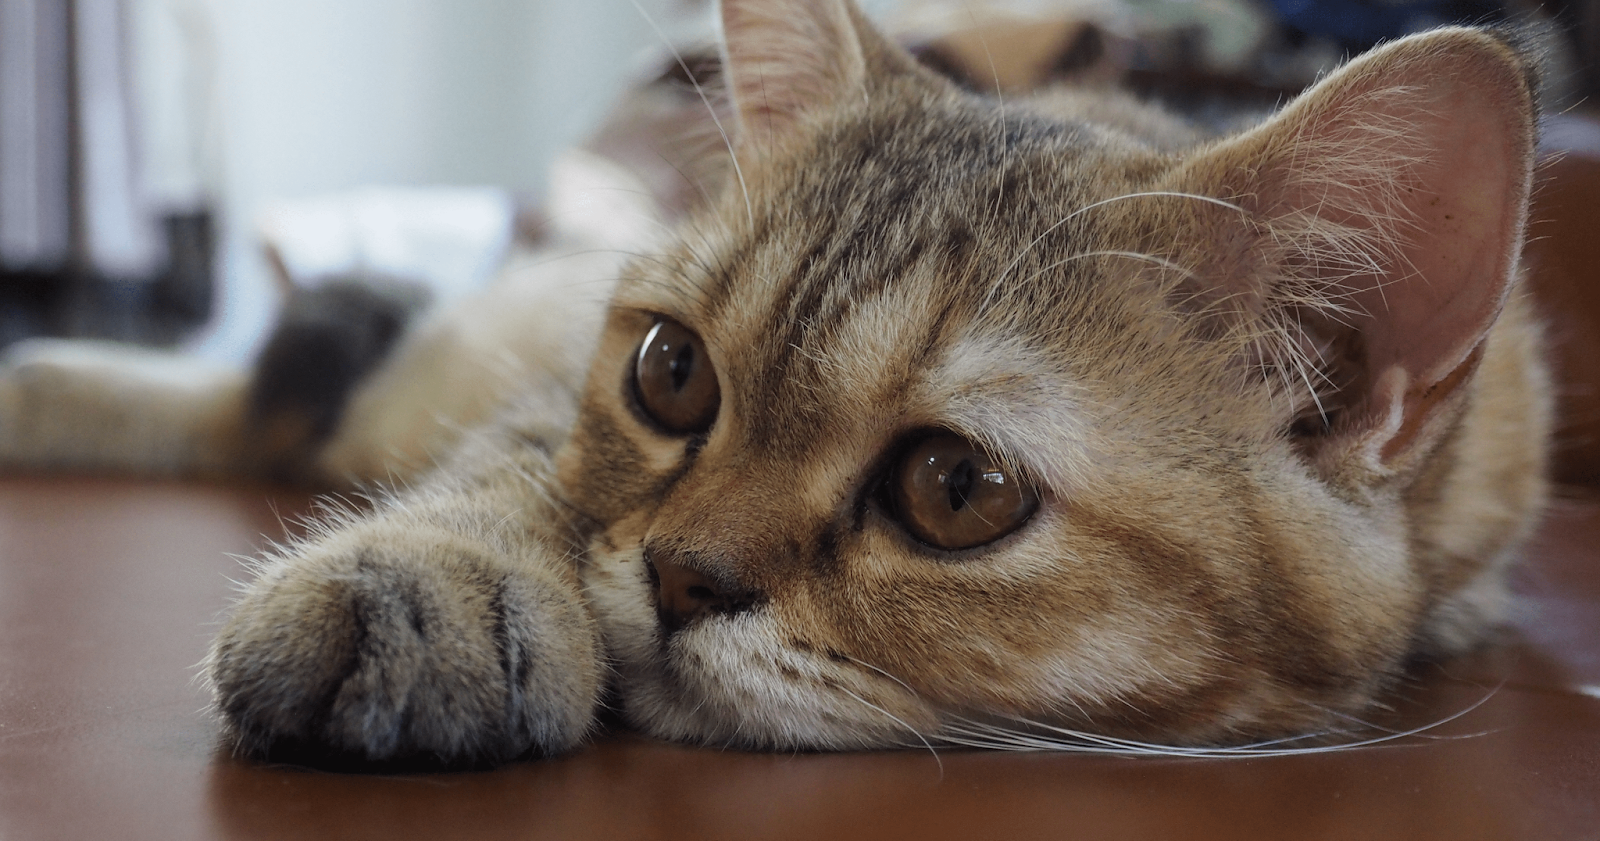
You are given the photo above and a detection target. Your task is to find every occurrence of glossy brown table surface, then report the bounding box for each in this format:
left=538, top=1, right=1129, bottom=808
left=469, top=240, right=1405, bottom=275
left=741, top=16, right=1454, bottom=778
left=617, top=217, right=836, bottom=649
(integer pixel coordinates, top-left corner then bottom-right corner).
left=1, top=476, right=1597, bottom=841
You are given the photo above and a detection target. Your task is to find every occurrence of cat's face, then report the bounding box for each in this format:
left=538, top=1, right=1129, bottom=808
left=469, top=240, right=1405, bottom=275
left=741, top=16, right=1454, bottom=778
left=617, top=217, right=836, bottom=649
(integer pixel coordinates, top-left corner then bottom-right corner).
left=555, top=0, right=1537, bottom=748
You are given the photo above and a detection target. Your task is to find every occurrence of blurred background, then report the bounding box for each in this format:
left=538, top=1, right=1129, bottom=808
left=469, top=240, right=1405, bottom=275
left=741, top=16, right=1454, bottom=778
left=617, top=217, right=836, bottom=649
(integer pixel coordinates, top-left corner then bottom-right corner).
left=1, top=0, right=1596, bottom=363
left=0, top=0, right=696, bottom=360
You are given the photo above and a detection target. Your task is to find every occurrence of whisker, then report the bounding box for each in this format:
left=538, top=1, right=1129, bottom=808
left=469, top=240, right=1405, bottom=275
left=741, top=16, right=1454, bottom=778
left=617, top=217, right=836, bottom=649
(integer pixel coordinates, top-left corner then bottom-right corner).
left=980, top=191, right=1246, bottom=313
left=940, top=714, right=1347, bottom=757
left=1299, top=678, right=1506, bottom=742
left=933, top=682, right=1502, bottom=758
left=969, top=5, right=1009, bottom=236
left=835, top=685, right=945, bottom=775
left=842, top=654, right=924, bottom=697
left=625, top=0, right=754, bottom=228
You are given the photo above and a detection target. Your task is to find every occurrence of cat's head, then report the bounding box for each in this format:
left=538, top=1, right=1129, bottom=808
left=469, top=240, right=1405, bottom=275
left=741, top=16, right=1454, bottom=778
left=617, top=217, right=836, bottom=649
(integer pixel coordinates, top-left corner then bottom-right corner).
left=556, top=0, right=1539, bottom=748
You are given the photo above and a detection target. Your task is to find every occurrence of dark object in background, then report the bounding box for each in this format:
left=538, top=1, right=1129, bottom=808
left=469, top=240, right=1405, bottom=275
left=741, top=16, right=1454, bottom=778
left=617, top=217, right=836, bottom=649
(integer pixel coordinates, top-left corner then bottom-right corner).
left=0, top=209, right=216, bottom=350
left=246, top=277, right=430, bottom=480
left=1524, top=115, right=1600, bottom=486
left=0, top=0, right=216, bottom=351
left=1267, top=0, right=1600, bottom=101
left=1548, top=0, right=1600, bottom=96
left=1129, top=0, right=1590, bottom=123
left=1267, top=0, right=1509, bottom=51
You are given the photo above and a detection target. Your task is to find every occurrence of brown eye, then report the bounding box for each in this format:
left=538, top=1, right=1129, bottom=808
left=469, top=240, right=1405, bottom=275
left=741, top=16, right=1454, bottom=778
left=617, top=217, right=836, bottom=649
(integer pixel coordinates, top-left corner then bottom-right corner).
left=891, top=432, right=1038, bottom=550
left=634, top=319, right=720, bottom=433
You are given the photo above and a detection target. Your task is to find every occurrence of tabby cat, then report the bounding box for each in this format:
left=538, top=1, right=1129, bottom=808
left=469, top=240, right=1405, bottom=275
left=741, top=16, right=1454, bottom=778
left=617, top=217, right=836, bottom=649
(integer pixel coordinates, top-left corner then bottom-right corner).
left=12, top=0, right=1553, bottom=764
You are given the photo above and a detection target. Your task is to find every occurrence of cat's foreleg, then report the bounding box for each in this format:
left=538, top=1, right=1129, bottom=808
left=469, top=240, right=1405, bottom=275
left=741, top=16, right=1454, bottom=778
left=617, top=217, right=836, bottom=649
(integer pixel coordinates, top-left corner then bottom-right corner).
left=0, top=339, right=251, bottom=477
left=206, top=399, right=603, bottom=765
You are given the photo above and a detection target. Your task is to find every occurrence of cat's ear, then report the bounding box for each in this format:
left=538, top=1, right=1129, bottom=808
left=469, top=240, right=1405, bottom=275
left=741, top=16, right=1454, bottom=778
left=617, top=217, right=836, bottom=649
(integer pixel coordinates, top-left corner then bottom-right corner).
left=1178, top=28, right=1538, bottom=478
left=717, top=0, right=896, bottom=150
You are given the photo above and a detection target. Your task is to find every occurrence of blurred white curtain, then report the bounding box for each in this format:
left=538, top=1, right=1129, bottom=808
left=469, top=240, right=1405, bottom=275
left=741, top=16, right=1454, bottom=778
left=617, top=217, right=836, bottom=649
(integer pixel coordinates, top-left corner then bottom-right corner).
left=0, top=0, right=166, bottom=278
left=173, top=0, right=689, bottom=360
left=77, top=0, right=165, bottom=279
left=0, top=0, right=73, bottom=271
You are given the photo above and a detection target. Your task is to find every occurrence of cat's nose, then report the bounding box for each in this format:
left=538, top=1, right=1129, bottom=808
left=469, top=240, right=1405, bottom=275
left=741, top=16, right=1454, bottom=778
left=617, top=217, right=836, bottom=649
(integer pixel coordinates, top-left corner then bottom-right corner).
left=645, top=549, right=756, bottom=633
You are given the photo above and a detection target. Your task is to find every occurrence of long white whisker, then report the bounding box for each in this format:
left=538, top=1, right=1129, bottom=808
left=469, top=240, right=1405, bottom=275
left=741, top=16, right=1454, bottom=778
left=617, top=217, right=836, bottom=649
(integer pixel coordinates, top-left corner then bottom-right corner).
left=942, top=714, right=1344, bottom=757
left=969, top=5, right=1008, bottom=231
left=626, top=0, right=753, bottom=228
left=1020, top=249, right=1201, bottom=288
left=834, top=685, right=944, bottom=775
left=930, top=674, right=1503, bottom=758
left=981, top=191, right=1246, bottom=312
left=1300, top=679, right=1505, bottom=742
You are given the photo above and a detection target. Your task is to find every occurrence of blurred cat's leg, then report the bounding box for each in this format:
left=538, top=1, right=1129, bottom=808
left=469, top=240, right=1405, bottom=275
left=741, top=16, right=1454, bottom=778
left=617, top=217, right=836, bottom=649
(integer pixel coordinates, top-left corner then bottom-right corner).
left=207, top=397, right=602, bottom=766
left=0, top=339, right=252, bottom=477
left=313, top=241, right=617, bottom=484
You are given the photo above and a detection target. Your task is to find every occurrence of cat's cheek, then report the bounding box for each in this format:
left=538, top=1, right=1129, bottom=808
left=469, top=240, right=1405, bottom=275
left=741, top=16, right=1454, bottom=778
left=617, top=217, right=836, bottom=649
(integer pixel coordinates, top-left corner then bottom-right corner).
left=818, top=506, right=1232, bottom=727
left=615, top=608, right=943, bottom=750
left=579, top=543, right=658, bottom=664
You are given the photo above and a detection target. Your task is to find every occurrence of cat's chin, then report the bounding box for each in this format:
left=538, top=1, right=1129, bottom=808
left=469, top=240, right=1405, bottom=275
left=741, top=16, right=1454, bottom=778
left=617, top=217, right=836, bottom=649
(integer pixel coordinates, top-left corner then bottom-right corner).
left=580, top=546, right=940, bottom=750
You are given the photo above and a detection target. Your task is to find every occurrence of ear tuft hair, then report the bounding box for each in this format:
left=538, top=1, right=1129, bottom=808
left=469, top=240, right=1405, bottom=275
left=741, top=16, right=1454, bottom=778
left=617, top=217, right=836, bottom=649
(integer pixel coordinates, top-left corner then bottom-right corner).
left=1172, top=27, right=1539, bottom=477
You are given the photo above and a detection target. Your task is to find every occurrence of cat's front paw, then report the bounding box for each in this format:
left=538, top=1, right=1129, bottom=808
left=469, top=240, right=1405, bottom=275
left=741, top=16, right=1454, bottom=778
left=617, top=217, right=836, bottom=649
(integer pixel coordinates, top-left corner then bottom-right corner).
left=208, top=532, right=602, bottom=767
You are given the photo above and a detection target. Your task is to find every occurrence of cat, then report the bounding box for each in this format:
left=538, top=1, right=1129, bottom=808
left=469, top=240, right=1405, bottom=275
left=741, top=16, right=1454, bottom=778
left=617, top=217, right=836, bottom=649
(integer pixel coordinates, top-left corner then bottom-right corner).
left=10, top=0, right=1553, bottom=765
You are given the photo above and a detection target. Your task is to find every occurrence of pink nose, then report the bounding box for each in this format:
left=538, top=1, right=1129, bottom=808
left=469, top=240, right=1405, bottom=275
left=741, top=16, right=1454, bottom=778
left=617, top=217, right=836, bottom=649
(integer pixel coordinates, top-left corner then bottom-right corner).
left=645, top=551, right=755, bottom=633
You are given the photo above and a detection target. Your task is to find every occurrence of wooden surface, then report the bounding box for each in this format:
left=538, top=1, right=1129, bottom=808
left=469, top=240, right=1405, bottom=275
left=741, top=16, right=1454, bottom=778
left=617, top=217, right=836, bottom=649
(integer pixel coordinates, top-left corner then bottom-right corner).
left=0, top=475, right=1597, bottom=841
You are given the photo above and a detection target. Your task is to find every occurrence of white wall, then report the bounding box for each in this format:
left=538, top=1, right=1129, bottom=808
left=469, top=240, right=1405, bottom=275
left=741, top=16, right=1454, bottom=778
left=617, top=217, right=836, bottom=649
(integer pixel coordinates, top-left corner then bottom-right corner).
left=130, top=0, right=681, bottom=360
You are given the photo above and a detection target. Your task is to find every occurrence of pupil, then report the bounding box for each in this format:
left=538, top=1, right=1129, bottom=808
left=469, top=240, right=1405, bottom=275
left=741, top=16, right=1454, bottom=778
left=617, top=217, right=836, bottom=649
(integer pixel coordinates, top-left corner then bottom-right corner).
left=946, top=459, right=975, bottom=512
left=669, top=343, right=694, bottom=391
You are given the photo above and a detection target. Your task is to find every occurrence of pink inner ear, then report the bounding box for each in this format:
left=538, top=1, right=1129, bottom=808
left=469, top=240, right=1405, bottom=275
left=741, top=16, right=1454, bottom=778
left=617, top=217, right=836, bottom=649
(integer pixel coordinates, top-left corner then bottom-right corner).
left=1233, top=30, right=1536, bottom=463
left=1352, top=79, right=1526, bottom=390
left=718, top=0, right=868, bottom=149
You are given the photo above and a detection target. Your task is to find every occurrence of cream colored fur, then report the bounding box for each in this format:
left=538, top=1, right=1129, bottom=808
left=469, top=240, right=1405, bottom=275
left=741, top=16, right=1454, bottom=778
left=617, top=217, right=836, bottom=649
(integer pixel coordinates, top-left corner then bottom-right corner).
left=0, top=340, right=249, bottom=477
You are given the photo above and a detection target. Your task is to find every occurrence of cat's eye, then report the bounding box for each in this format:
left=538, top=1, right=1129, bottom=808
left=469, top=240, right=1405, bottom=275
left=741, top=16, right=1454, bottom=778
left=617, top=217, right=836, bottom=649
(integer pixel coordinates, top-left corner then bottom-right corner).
left=890, top=432, right=1038, bottom=550
left=634, top=319, right=720, bottom=434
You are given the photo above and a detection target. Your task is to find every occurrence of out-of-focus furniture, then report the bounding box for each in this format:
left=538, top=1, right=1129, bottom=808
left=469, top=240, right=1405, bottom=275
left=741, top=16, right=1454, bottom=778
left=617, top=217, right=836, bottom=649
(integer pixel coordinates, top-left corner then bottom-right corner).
left=1526, top=113, right=1600, bottom=486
